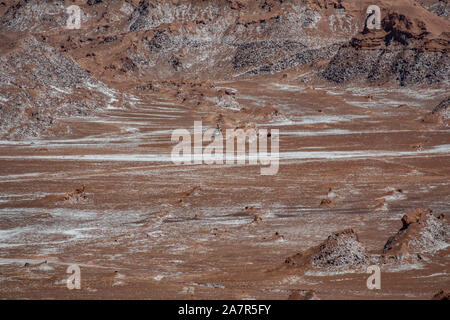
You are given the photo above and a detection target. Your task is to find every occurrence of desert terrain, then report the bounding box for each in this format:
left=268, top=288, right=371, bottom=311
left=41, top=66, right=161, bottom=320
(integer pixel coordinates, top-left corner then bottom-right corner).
left=0, top=0, right=449, bottom=300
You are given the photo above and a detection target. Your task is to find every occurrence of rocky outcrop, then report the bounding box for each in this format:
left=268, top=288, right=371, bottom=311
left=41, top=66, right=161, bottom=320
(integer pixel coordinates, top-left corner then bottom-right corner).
left=382, top=208, right=448, bottom=262
left=423, top=97, right=450, bottom=126
left=323, top=1, right=450, bottom=85
left=431, top=97, right=450, bottom=115
left=285, top=228, right=370, bottom=271
left=1, top=0, right=446, bottom=86
left=0, top=35, right=117, bottom=139
left=0, top=0, right=355, bottom=81
left=63, top=186, right=88, bottom=204
left=0, top=0, right=449, bottom=139
left=418, top=0, right=450, bottom=18
left=283, top=208, right=448, bottom=273
left=432, top=289, right=450, bottom=300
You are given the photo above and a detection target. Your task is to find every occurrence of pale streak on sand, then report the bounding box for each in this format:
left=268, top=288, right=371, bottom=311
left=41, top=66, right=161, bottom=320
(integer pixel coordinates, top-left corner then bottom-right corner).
left=0, top=144, right=448, bottom=164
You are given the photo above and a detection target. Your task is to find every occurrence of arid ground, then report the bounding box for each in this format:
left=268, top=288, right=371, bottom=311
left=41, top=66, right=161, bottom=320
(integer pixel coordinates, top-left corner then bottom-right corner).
left=0, top=0, right=449, bottom=300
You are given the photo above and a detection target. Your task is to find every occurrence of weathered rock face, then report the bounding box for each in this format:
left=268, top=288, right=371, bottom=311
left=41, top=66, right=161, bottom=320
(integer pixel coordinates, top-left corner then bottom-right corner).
left=323, top=1, right=450, bottom=85
left=0, top=0, right=449, bottom=138
left=0, top=0, right=346, bottom=138
left=418, top=0, right=450, bottom=18
left=0, top=35, right=117, bottom=139
left=1, top=0, right=447, bottom=83
left=311, top=228, right=370, bottom=268
left=322, top=44, right=449, bottom=85
left=0, top=0, right=360, bottom=81
left=382, top=208, right=449, bottom=261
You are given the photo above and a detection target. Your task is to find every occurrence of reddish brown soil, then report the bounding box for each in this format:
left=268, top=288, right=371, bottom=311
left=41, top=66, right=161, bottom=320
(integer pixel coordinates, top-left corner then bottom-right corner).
left=0, top=0, right=448, bottom=300
left=0, top=76, right=449, bottom=299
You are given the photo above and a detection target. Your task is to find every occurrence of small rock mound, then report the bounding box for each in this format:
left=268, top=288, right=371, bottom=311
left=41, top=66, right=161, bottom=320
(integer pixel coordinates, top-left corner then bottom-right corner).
left=240, top=104, right=287, bottom=122
left=63, top=186, right=87, bottom=204
left=217, top=90, right=241, bottom=110
left=432, top=289, right=450, bottom=300
left=319, top=198, right=335, bottom=208
left=285, top=229, right=370, bottom=270
left=431, top=97, right=450, bottom=116
left=382, top=208, right=448, bottom=261
left=311, top=229, right=370, bottom=269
